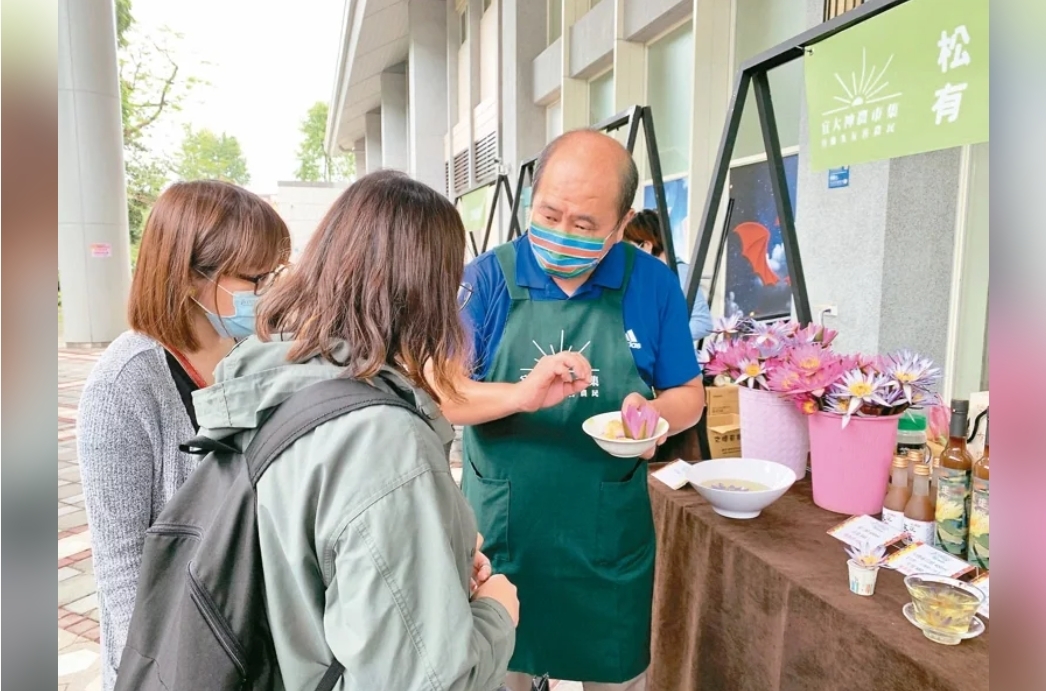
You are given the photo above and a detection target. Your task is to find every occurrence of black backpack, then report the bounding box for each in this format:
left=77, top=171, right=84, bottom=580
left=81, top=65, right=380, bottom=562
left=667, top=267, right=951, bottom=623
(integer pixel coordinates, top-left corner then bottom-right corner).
left=115, top=376, right=424, bottom=691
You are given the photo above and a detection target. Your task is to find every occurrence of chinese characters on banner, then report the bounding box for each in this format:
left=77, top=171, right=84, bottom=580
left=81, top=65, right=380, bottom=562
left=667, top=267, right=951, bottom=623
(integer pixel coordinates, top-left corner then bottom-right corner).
left=804, top=0, right=988, bottom=171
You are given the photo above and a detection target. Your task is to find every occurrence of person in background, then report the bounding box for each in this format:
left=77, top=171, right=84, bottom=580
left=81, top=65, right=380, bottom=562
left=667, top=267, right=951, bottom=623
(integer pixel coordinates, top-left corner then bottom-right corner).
left=78, top=180, right=290, bottom=691
left=442, top=130, right=706, bottom=691
left=190, top=170, right=518, bottom=690
left=623, top=209, right=714, bottom=342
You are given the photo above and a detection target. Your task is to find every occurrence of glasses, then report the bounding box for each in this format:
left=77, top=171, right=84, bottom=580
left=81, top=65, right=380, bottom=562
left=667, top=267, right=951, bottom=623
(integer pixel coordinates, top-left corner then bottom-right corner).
left=237, top=265, right=288, bottom=295
left=457, top=283, right=474, bottom=311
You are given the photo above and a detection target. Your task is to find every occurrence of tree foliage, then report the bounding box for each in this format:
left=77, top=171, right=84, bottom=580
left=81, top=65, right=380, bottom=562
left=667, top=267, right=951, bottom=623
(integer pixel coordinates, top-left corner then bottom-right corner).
left=176, top=126, right=251, bottom=185
left=117, top=0, right=203, bottom=243
left=294, top=101, right=354, bottom=182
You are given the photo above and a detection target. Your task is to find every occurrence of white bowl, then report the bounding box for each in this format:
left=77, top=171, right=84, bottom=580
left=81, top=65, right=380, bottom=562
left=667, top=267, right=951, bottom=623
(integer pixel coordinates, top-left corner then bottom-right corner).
left=582, top=411, right=670, bottom=458
left=685, top=458, right=797, bottom=519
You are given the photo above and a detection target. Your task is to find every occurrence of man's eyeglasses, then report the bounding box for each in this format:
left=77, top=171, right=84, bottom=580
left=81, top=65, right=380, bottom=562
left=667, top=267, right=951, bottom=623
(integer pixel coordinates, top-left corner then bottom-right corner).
left=457, top=283, right=474, bottom=311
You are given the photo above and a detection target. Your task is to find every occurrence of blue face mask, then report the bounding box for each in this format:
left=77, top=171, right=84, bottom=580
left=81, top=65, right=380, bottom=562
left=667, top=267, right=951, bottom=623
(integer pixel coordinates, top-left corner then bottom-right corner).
left=195, top=282, right=258, bottom=340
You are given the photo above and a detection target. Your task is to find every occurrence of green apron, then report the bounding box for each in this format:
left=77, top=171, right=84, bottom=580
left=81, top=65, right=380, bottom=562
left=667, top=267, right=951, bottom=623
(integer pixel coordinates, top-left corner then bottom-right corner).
left=462, top=242, right=655, bottom=683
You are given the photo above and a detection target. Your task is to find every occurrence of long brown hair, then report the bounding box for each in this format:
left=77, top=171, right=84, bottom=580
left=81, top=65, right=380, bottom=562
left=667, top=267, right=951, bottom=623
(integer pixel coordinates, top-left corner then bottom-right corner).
left=257, top=170, right=468, bottom=403
left=128, top=180, right=290, bottom=352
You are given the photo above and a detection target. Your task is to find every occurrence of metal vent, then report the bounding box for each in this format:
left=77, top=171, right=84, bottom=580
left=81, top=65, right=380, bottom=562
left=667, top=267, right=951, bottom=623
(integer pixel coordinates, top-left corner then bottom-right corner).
left=823, top=0, right=866, bottom=21
left=453, top=150, right=470, bottom=193
left=473, top=132, right=499, bottom=185
left=444, top=161, right=450, bottom=196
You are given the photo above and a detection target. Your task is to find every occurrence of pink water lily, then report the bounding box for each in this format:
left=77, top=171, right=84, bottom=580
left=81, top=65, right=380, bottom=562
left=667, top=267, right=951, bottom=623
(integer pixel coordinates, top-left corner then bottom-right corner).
left=735, top=356, right=770, bottom=389
left=622, top=404, right=660, bottom=440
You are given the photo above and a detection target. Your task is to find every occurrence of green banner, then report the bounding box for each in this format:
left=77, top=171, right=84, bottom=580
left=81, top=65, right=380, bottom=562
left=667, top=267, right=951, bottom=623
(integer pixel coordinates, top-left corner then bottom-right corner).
left=805, top=0, right=988, bottom=171
left=457, top=185, right=491, bottom=236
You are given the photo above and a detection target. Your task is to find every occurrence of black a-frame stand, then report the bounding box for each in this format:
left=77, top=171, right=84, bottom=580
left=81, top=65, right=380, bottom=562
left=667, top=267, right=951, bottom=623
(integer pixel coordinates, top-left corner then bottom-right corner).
left=455, top=172, right=516, bottom=257
left=686, top=0, right=908, bottom=325
left=505, top=105, right=680, bottom=274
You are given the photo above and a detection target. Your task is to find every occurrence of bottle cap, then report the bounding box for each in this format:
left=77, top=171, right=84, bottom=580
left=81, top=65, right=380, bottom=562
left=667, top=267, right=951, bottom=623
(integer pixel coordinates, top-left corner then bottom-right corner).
left=914, top=462, right=931, bottom=476
left=892, top=454, right=909, bottom=468
left=898, top=410, right=927, bottom=432
left=905, top=449, right=924, bottom=463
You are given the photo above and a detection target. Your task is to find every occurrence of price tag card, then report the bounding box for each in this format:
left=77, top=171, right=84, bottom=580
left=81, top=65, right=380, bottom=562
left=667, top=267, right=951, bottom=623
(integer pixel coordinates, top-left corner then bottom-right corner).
left=884, top=543, right=976, bottom=579
left=827, top=515, right=907, bottom=550
left=971, top=574, right=989, bottom=618
left=652, top=460, right=692, bottom=490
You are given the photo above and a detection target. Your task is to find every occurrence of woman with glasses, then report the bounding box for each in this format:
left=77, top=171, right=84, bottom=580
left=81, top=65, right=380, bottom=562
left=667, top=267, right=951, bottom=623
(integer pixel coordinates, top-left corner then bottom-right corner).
left=78, top=180, right=290, bottom=691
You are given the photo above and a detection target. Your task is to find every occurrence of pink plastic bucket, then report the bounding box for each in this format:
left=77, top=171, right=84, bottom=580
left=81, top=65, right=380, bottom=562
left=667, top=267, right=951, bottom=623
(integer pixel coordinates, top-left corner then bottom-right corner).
left=808, top=411, right=900, bottom=515
left=738, top=386, right=810, bottom=480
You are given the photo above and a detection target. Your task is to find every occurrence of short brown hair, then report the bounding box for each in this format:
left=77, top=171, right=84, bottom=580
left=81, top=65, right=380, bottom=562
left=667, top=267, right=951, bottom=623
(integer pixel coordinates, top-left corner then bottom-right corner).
left=623, top=209, right=664, bottom=257
left=128, top=180, right=290, bottom=352
left=257, top=170, right=468, bottom=403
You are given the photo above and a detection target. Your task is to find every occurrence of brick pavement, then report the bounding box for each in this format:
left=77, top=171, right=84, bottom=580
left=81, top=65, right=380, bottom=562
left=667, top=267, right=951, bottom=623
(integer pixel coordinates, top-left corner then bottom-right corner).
left=58, top=347, right=103, bottom=691
left=57, top=346, right=578, bottom=691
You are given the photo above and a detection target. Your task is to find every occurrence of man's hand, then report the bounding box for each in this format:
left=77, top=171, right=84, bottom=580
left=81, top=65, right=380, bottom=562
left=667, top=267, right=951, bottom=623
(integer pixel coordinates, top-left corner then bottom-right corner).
left=621, top=392, right=668, bottom=460
left=512, top=352, right=592, bottom=413
left=470, top=533, right=492, bottom=595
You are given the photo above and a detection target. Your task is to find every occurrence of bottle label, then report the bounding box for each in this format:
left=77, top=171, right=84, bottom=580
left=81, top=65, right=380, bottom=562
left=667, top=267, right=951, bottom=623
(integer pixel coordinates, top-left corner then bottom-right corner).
left=935, top=466, right=970, bottom=556
left=904, top=517, right=936, bottom=545
left=968, top=477, right=989, bottom=570
left=881, top=507, right=906, bottom=532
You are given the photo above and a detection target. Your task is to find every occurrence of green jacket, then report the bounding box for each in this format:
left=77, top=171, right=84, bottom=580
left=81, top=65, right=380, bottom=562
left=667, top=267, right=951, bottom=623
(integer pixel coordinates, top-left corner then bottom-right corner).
left=193, top=337, right=515, bottom=691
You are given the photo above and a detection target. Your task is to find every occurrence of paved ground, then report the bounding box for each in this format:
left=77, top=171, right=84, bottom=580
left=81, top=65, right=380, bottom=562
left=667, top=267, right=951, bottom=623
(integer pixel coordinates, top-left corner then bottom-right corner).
left=58, top=347, right=103, bottom=691
left=57, top=347, right=579, bottom=691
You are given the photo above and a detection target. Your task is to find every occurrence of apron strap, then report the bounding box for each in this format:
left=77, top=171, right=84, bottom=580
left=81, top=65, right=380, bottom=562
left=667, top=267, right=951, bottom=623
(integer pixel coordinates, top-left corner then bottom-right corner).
left=494, top=243, right=529, bottom=301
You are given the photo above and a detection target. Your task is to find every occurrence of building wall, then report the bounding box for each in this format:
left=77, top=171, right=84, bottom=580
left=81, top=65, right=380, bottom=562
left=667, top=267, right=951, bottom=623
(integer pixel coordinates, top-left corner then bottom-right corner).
left=274, top=182, right=349, bottom=261
left=342, top=0, right=988, bottom=393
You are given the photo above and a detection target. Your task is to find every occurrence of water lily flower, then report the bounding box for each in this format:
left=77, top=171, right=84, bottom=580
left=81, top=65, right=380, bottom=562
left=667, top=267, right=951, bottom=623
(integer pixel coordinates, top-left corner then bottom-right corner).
left=622, top=403, right=660, bottom=440
left=735, top=356, right=770, bottom=389
left=884, top=350, right=941, bottom=404
left=789, top=344, right=829, bottom=374
left=713, top=312, right=745, bottom=338
left=830, top=370, right=892, bottom=426
left=846, top=541, right=887, bottom=568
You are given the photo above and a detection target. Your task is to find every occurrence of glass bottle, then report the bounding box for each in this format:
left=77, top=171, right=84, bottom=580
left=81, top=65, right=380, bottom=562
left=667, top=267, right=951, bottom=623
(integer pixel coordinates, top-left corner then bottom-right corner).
left=935, top=399, right=973, bottom=557
left=882, top=454, right=912, bottom=531
left=968, top=422, right=989, bottom=570
left=906, top=449, right=928, bottom=504
left=904, top=462, right=936, bottom=545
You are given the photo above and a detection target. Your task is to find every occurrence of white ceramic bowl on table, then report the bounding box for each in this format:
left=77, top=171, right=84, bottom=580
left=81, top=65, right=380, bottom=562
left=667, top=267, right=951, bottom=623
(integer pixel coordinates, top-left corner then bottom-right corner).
left=582, top=411, right=670, bottom=458
left=685, top=458, right=797, bottom=519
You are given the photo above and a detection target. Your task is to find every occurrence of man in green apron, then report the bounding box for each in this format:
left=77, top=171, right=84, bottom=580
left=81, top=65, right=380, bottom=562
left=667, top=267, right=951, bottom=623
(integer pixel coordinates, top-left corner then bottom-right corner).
left=443, top=130, right=705, bottom=690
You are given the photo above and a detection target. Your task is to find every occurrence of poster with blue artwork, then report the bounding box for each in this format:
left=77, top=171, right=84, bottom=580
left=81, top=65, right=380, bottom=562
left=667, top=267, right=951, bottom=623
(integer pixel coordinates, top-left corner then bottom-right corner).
left=724, top=154, right=799, bottom=320
left=642, top=176, right=688, bottom=262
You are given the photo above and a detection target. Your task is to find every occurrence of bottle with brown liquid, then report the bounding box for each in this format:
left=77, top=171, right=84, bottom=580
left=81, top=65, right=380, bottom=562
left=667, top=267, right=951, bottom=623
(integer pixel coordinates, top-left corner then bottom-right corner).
left=904, top=462, right=936, bottom=545
left=882, top=454, right=912, bottom=531
left=968, top=422, right=989, bottom=570
left=935, top=399, right=973, bottom=557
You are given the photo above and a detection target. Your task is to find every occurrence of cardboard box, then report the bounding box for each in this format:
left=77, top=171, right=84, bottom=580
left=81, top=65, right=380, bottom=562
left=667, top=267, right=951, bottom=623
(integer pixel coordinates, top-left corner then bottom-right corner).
left=706, top=413, right=742, bottom=459
left=706, top=385, right=739, bottom=417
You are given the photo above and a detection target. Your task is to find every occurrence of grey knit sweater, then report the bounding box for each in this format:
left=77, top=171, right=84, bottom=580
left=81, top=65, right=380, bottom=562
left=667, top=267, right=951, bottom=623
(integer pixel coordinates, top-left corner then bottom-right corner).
left=77, top=332, right=200, bottom=691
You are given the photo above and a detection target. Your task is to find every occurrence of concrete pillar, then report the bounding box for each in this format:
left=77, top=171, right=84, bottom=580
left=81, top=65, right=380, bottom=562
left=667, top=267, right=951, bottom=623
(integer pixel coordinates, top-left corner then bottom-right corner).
left=501, top=0, right=548, bottom=173
left=58, top=0, right=132, bottom=346
left=365, top=110, right=383, bottom=172
left=560, top=0, right=590, bottom=131
left=408, top=0, right=448, bottom=193
left=380, top=70, right=408, bottom=171
left=353, top=138, right=367, bottom=177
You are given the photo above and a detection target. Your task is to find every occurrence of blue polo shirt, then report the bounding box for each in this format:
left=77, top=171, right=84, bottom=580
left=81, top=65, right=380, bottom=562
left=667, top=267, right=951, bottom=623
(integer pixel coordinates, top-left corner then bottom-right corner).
left=462, top=236, right=701, bottom=390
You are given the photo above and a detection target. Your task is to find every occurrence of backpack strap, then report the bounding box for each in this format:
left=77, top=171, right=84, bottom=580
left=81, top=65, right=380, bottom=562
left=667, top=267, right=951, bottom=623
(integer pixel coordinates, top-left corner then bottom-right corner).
left=179, top=436, right=241, bottom=456
left=244, top=377, right=420, bottom=487
left=314, top=659, right=345, bottom=691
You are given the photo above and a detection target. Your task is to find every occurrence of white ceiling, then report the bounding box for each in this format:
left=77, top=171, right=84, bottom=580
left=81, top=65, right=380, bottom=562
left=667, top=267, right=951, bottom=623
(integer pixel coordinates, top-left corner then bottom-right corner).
left=329, top=0, right=411, bottom=151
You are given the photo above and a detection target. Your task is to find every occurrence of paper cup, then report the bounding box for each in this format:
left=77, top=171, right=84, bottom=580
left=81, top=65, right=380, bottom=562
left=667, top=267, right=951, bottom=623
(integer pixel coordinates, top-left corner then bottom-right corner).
left=848, top=559, right=880, bottom=596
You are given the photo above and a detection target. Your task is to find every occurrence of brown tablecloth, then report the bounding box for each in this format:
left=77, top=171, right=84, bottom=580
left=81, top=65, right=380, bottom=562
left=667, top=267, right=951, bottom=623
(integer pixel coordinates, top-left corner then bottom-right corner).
left=647, top=467, right=989, bottom=691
